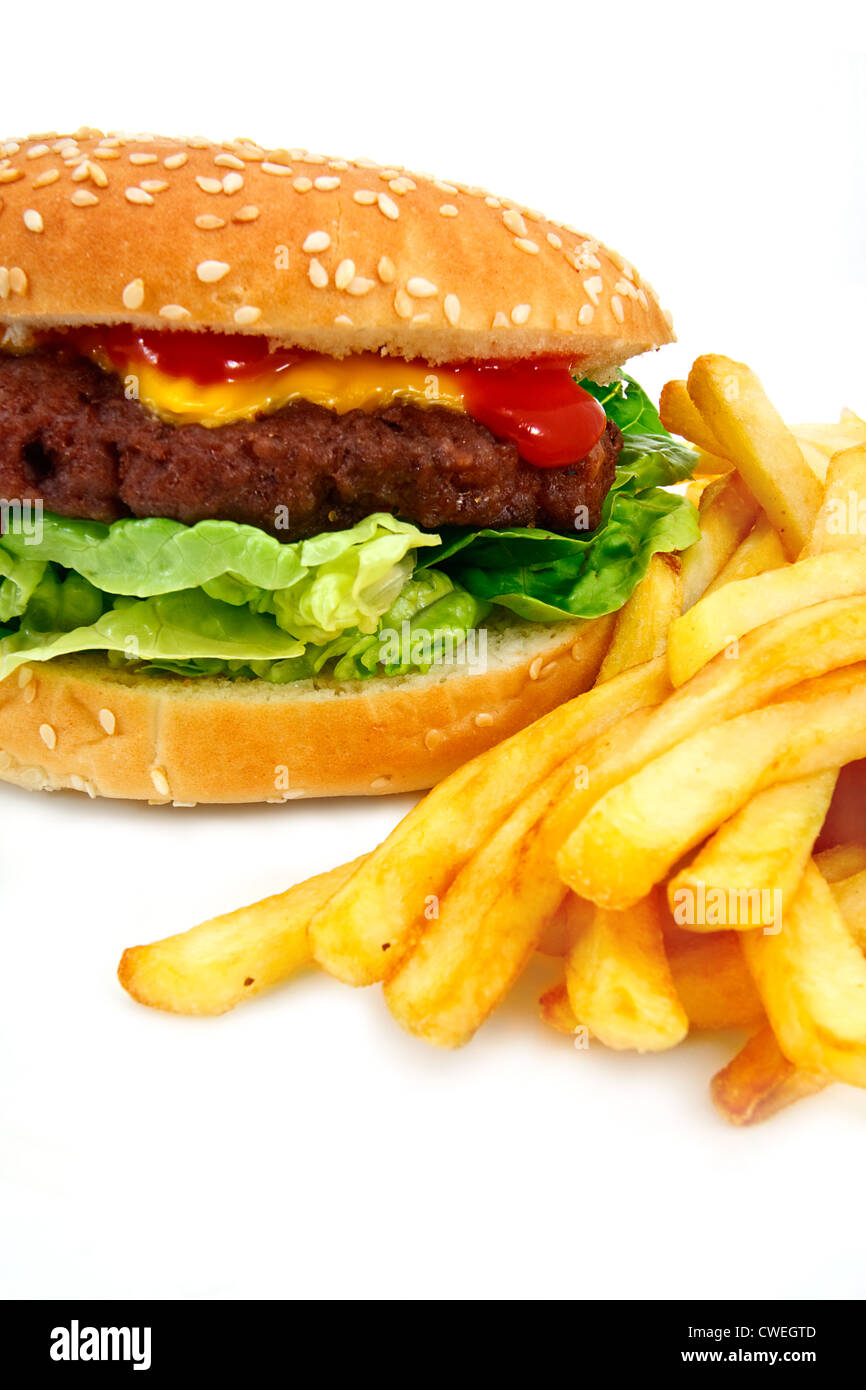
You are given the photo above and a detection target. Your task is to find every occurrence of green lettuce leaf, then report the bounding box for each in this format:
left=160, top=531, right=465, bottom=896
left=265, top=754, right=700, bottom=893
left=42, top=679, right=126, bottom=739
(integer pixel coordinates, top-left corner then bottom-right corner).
left=0, top=511, right=439, bottom=646
left=578, top=373, right=670, bottom=438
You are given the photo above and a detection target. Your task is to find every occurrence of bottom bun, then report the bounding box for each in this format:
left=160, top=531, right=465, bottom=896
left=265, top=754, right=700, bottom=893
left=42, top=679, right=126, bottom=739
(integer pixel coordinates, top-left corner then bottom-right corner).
left=0, top=616, right=612, bottom=803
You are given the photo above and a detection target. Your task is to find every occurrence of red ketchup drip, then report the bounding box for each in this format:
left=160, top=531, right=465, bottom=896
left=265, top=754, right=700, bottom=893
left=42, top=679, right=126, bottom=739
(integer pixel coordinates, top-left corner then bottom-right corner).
left=64, top=330, right=606, bottom=467
left=452, top=359, right=606, bottom=468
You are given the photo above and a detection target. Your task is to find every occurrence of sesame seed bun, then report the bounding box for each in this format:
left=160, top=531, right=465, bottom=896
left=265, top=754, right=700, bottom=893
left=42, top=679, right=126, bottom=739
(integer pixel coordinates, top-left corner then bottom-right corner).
left=0, top=617, right=612, bottom=803
left=0, top=129, right=673, bottom=372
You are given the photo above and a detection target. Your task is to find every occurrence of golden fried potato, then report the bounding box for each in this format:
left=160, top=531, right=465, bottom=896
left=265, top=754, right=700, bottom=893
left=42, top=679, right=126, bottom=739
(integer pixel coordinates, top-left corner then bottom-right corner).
left=667, top=772, right=837, bottom=929
left=711, top=1025, right=828, bottom=1125
left=597, top=552, right=683, bottom=682
left=741, top=862, right=866, bottom=1088
left=679, top=473, right=758, bottom=611
left=687, top=355, right=823, bottom=558
left=118, top=855, right=365, bottom=1015
left=309, top=648, right=666, bottom=986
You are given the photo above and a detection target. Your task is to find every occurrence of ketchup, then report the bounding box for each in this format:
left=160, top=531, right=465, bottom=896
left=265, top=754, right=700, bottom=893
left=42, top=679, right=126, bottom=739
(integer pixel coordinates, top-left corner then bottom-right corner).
left=65, top=328, right=607, bottom=469
left=452, top=359, right=606, bottom=469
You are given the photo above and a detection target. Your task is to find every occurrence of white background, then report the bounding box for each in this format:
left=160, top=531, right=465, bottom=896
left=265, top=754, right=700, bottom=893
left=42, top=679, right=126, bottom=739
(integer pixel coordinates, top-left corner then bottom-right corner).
left=2, top=4, right=865, bottom=1300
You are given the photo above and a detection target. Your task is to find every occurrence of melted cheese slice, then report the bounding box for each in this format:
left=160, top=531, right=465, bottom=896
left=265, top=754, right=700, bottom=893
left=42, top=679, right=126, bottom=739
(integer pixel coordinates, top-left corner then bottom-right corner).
left=123, top=356, right=466, bottom=427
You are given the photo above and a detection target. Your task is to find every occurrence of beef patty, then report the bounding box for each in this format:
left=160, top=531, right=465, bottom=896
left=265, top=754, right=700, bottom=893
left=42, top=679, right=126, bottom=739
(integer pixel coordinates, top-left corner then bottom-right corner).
left=0, top=349, right=620, bottom=540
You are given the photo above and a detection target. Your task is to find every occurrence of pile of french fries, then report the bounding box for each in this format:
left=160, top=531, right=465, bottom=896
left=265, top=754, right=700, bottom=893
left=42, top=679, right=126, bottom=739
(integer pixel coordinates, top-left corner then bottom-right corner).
left=119, top=355, right=866, bottom=1126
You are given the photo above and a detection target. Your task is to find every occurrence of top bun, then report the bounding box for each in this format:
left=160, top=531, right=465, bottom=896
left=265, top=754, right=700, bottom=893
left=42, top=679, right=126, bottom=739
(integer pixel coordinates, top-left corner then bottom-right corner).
left=0, top=129, right=673, bottom=371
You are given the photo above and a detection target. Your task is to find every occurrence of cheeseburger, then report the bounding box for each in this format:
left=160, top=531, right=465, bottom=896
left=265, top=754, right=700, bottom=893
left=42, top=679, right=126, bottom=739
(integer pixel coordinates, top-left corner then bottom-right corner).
left=0, top=130, right=697, bottom=802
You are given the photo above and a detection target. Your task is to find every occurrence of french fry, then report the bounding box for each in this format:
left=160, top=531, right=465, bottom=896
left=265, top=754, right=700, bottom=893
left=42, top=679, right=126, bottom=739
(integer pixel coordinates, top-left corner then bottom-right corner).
left=541, top=928, right=763, bottom=1037
left=538, top=980, right=579, bottom=1035
left=309, top=649, right=666, bottom=986
left=741, top=861, right=866, bottom=1089
left=792, top=420, right=866, bottom=483
left=815, top=841, right=866, bottom=882
left=830, top=870, right=866, bottom=951
left=659, top=378, right=729, bottom=457
left=382, top=706, right=657, bottom=1047
left=668, top=551, right=866, bottom=686
left=667, top=771, right=837, bottom=929
left=564, top=890, right=688, bottom=1051
left=687, top=355, right=823, bottom=558
left=703, top=515, right=786, bottom=595
left=560, top=667, right=866, bottom=909
left=679, top=472, right=759, bottom=611
left=118, top=855, right=365, bottom=1015
left=661, top=924, right=764, bottom=1030
left=711, top=1026, right=828, bottom=1126
left=596, top=552, right=683, bottom=682
left=803, top=444, right=866, bottom=556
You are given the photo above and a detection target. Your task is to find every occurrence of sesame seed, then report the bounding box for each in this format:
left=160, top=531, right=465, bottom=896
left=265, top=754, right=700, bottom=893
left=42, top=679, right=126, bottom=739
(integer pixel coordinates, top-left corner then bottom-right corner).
left=93, top=148, right=120, bottom=160
left=329, top=160, right=349, bottom=171
left=26, top=143, right=50, bottom=159
left=215, top=152, right=245, bottom=170
left=389, top=177, right=415, bottom=194
left=195, top=214, right=226, bottom=229
left=610, top=294, right=625, bottom=323
left=529, top=657, right=544, bottom=681
left=377, top=192, right=399, bottom=220
left=0, top=269, right=8, bottom=300
left=233, top=204, right=260, bottom=222
left=70, top=189, right=99, bottom=207
left=492, top=311, right=509, bottom=327
left=503, top=209, right=527, bottom=237
left=511, top=303, right=531, bottom=325
left=584, top=275, right=603, bottom=306
left=222, top=172, right=244, bottom=195
left=370, top=776, right=390, bottom=790
left=637, top=288, right=648, bottom=310
left=411, top=312, right=431, bottom=325
left=334, top=314, right=353, bottom=326
left=434, top=180, right=458, bottom=194
left=293, top=177, right=312, bottom=192
left=394, top=289, right=413, bottom=319
left=98, top=708, right=116, bottom=735
left=424, top=728, right=442, bottom=751
left=314, top=175, right=340, bottom=191
left=140, top=179, right=168, bottom=194
left=439, top=203, right=458, bottom=217
left=150, top=768, right=170, bottom=797
left=514, top=237, right=539, bottom=254
left=0, top=169, right=23, bottom=184
left=485, top=196, right=501, bottom=208
left=443, top=294, right=461, bottom=325
left=23, top=208, right=44, bottom=232
left=474, top=712, right=494, bottom=727
left=9, top=267, right=27, bottom=295
left=39, top=723, right=57, bottom=750
left=196, top=260, right=231, bottom=283
left=125, top=186, right=154, bottom=206
left=379, top=168, right=401, bottom=180
left=302, top=230, right=330, bottom=254
left=308, top=258, right=328, bottom=288
left=577, top=304, right=594, bottom=326
left=353, top=188, right=377, bottom=205
left=32, top=168, right=60, bottom=188
left=129, top=152, right=157, bottom=166
left=547, top=232, right=563, bottom=249
left=377, top=256, right=395, bottom=283
left=262, top=161, right=292, bottom=177
left=122, top=278, right=145, bottom=310
left=17, top=666, right=33, bottom=688
left=234, top=305, right=261, bottom=325
left=164, top=152, right=187, bottom=169
left=159, top=304, right=190, bottom=321
left=407, top=276, right=437, bottom=298
left=335, top=259, right=355, bottom=290
left=195, top=175, right=222, bottom=194
left=23, top=682, right=36, bottom=704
